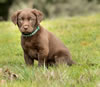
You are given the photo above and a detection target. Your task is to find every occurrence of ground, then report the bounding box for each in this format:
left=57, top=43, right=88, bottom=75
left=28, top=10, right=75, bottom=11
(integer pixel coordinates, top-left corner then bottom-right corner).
left=0, top=14, right=100, bottom=87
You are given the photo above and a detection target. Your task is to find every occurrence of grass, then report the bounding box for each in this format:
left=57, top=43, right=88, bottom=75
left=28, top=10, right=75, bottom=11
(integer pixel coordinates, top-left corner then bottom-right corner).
left=0, top=14, right=100, bottom=87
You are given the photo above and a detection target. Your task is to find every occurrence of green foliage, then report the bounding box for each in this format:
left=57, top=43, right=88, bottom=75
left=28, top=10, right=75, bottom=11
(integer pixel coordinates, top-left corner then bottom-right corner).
left=0, top=0, right=7, bottom=3
left=8, top=0, right=100, bottom=19
left=1, top=0, right=100, bottom=20
left=0, top=14, right=100, bottom=87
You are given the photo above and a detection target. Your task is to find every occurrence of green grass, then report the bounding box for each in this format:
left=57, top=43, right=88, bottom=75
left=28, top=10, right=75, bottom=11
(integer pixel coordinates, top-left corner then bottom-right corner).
left=0, top=14, right=100, bottom=87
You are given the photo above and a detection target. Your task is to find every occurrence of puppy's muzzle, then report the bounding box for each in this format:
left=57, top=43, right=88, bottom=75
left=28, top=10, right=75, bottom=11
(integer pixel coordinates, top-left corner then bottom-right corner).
left=23, top=25, right=29, bottom=30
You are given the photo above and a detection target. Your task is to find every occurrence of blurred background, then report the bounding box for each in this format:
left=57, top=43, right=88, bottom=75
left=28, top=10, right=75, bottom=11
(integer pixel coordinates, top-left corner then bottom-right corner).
left=0, top=0, right=100, bottom=21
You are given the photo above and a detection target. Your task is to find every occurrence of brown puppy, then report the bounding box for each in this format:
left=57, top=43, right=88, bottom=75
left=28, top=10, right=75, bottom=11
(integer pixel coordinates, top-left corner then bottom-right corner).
left=11, top=8, right=75, bottom=67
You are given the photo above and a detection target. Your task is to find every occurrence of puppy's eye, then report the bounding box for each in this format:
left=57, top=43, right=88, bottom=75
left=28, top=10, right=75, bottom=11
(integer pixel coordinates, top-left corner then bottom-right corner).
left=29, top=18, right=34, bottom=22
left=18, top=18, right=23, bottom=23
left=30, top=19, right=34, bottom=21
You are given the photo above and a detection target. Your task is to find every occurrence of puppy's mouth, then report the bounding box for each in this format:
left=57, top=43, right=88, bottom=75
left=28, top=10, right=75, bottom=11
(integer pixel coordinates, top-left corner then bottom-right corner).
left=22, top=32, right=33, bottom=35
left=22, top=29, right=34, bottom=35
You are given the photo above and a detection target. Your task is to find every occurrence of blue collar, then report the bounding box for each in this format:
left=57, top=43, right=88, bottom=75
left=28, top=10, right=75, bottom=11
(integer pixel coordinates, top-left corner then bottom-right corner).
left=22, top=26, right=40, bottom=37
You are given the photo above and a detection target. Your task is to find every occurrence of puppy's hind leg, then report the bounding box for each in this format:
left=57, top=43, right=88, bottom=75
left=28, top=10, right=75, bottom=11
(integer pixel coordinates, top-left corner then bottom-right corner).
left=55, top=56, right=75, bottom=66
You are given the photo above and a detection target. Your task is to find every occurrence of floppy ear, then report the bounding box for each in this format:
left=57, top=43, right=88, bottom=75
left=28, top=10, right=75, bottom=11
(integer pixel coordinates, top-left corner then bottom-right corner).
left=32, top=9, right=43, bottom=25
left=11, top=10, right=21, bottom=25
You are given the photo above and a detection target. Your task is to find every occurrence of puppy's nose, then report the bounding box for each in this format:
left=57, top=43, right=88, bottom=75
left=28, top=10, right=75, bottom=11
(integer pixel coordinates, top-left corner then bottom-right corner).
left=23, top=25, right=29, bottom=30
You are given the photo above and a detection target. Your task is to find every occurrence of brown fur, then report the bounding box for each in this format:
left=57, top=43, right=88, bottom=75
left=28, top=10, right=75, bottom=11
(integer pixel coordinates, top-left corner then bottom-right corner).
left=11, top=8, right=75, bottom=67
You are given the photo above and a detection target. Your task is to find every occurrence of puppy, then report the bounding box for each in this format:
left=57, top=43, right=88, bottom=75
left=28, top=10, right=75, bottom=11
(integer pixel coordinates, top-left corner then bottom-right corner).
left=11, top=8, right=75, bottom=67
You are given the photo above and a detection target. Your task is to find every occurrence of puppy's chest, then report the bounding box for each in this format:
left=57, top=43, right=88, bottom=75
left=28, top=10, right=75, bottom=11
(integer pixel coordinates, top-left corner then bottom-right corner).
left=22, top=41, right=39, bottom=58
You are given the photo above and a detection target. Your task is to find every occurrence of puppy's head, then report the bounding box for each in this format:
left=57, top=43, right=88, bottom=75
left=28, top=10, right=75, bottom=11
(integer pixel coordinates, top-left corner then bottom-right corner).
left=11, top=9, right=43, bottom=34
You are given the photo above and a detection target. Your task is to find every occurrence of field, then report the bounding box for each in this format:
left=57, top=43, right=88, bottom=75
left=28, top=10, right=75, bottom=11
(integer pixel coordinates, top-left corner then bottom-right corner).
left=0, top=15, right=100, bottom=87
